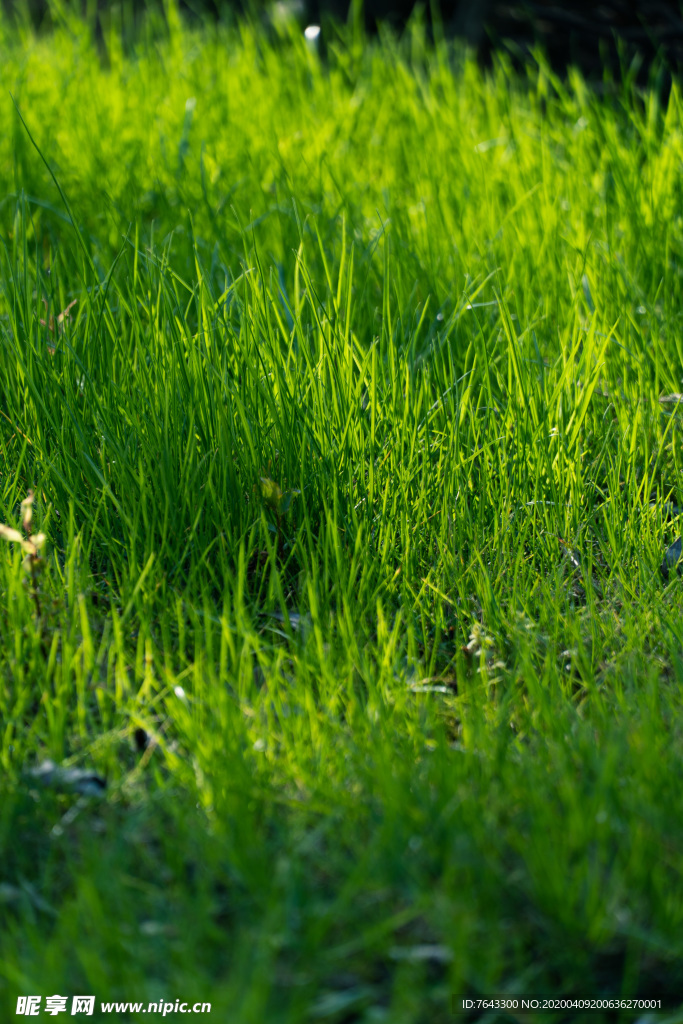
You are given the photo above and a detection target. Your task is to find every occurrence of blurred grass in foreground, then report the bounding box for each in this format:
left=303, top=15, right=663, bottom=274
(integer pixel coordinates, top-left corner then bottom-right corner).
left=1, top=2, right=683, bottom=1020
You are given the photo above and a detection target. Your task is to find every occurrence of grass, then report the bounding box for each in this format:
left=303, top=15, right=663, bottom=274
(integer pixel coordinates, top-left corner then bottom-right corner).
left=1, top=2, right=683, bottom=1020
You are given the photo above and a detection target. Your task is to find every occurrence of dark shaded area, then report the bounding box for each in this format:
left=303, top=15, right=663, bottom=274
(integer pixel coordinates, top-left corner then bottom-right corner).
left=4, top=0, right=683, bottom=83
left=477, top=1, right=683, bottom=83
left=316, top=0, right=683, bottom=86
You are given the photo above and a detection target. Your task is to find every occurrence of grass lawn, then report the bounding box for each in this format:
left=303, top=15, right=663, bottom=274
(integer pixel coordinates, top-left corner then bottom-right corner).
left=1, top=2, right=683, bottom=1020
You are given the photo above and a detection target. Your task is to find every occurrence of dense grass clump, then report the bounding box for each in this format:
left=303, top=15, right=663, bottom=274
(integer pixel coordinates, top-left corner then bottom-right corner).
left=1, top=3, right=683, bottom=1020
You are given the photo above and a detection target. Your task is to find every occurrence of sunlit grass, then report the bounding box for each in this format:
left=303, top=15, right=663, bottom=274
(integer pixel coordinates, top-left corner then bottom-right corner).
left=1, top=2, right=683, bottom=1020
